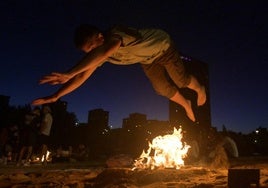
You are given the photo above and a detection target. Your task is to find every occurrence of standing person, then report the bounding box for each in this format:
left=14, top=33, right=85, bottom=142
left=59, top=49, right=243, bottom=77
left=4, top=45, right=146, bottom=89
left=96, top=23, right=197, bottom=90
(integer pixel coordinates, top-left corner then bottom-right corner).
left=17, top=107, right=40, bottom=166
left=32, top=25, right=206, bottom=122
left=0, top=127, right=8, bottom=164
left=38, top=105, right=53, bottom=165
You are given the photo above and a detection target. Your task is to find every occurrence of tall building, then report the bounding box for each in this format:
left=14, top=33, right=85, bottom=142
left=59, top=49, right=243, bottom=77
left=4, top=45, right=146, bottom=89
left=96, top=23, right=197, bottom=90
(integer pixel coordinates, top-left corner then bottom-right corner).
left=122, top=113, right=147, bottom=130
left=169, top=55, right=211, bottom=129
left=88, top=108, right=109, bottom=130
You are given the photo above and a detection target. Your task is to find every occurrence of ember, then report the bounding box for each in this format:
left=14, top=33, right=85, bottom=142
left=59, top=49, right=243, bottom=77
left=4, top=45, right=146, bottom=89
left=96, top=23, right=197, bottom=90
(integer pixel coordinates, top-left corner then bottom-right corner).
left=133, top=127, right=190, bottom=170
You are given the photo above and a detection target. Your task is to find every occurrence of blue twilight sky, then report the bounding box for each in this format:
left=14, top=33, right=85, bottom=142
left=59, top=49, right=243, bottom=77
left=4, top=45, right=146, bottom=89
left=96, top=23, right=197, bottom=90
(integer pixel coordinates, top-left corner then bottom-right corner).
left=1, top=0, right=268, bottom=133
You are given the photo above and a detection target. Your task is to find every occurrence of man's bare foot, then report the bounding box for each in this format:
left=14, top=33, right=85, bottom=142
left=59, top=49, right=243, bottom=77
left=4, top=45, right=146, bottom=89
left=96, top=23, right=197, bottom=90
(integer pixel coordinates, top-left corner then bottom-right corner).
left=197, top=86, right=206, bottom=106
left=185, top=100, right=196, bottom=122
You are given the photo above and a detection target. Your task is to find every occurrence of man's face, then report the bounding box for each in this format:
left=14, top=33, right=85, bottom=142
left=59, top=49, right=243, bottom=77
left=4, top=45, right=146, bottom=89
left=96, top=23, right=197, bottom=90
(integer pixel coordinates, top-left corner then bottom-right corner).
left=81, top=33, right=104, bottom=53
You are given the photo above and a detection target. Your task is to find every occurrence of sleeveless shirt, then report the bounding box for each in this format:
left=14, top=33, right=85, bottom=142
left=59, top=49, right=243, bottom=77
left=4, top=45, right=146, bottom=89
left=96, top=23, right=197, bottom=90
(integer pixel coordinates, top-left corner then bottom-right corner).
left=106, top=26, right=171, bottom=65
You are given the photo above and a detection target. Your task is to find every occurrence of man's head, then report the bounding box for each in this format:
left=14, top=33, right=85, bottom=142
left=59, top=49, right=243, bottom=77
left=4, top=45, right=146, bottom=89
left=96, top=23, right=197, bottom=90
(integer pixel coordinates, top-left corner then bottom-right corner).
left=42, top=105, right=51, bottom=114
left=32, top=107, right=41, bottom=116
left=74, top=24, right=104, bottom=53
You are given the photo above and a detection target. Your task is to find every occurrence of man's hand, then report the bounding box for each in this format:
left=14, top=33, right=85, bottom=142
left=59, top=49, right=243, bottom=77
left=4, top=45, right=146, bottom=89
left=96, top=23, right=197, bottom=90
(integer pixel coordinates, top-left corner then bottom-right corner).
left=31, top=95, right=58, bottom=106
left=39, top=72, right=71, bottom=85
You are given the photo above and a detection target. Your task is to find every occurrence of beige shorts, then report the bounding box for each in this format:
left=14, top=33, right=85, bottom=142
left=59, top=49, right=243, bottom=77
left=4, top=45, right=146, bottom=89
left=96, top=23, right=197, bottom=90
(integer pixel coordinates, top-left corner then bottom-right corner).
left=141, top=44, right=190, bottom=98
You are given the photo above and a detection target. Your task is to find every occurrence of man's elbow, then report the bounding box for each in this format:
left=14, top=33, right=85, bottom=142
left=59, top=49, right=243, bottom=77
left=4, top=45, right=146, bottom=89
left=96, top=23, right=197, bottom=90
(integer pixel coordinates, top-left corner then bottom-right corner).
left=80, top=69, right=95, bottom=79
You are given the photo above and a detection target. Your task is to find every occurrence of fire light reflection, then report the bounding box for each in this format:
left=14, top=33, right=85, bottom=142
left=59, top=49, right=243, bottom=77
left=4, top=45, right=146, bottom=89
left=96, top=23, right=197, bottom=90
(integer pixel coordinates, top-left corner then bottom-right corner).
left=32, top=151, right=52, bottom=163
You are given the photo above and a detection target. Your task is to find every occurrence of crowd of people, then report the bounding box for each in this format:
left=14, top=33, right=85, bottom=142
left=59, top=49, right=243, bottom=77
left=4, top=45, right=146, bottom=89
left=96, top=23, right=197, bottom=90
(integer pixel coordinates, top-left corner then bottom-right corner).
left=0, top=105, right=53, bottom=166
left=0, top=105, right=90, bottom=166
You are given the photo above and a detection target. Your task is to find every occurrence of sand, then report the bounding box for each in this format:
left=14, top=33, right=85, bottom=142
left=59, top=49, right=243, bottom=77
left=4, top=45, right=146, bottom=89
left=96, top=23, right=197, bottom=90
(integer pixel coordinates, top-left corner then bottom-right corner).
left=0, top=157, right=268, bottom=188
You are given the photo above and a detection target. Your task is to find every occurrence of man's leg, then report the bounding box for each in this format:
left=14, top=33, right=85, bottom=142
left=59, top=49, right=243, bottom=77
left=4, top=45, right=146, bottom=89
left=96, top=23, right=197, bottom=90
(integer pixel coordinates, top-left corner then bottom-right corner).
left=169, top=91, right=195, bottom=122
left=142, top=63, right=196, bottom=122
left=25, top=146, right=33, bottom=163
left=17, top=146, right=26, bottom=166
left=40, top=144, right=48, bottom=164
left=163, top=50, right=207, bottom=107
left=187, top=75, right=206, bottom=106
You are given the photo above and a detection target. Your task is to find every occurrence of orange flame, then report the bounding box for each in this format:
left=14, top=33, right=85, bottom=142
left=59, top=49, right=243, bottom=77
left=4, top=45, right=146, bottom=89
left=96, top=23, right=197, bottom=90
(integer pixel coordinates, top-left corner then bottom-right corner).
left=133, top=127, right=190, bottom=170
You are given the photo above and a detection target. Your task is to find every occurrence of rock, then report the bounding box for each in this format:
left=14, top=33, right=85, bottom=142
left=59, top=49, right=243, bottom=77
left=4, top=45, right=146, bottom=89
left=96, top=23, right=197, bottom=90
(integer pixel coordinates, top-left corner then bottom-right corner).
left=106, top=154, right=134, bottom=168
left=210, top=145, right=229, bottom=169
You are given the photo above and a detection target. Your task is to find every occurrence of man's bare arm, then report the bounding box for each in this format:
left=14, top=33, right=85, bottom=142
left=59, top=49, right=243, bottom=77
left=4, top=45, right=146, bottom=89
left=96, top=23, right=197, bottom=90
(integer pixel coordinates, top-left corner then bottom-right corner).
left=54, top=68, right=97, bottom=98
left=32, top=68, right=96, bottom=105
left=67, top=36, right=121, bottom=78
left=37, top=36, right=121, bottom=86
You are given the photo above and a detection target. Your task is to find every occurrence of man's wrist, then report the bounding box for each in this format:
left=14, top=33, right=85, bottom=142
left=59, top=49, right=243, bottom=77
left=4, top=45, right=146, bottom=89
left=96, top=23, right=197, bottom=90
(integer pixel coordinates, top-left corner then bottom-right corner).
left=66, top=71, right=75, bottom=78
left=51, top=93, right=60, bottom=101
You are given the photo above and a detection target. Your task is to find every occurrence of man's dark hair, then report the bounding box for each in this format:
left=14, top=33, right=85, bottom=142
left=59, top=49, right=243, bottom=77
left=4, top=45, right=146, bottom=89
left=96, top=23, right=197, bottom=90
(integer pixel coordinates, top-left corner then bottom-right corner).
left=74, top=24, right=100, bottom=48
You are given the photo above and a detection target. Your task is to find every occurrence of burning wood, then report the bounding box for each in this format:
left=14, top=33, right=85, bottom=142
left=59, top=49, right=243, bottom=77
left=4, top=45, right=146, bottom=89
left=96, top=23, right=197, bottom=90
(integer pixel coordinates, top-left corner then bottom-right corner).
left=133, top=127, right=190, bottom=170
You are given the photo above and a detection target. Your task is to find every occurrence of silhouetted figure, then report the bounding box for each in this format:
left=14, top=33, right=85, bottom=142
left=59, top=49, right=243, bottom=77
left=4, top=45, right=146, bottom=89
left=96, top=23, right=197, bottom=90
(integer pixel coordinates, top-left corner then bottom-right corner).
left=38, top=105, right=53, bottom=165
left=0, top=127, right=8, bottom=164
left=17, top=107, right=40, bottom=166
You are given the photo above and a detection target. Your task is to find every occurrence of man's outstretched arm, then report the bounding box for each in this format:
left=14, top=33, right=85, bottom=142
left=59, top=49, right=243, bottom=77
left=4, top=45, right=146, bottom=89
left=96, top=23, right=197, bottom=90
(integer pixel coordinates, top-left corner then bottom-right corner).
left=32, top=68, right=96, bottom=105
left=68, top=36, right=121, bottom=77
left=39, top=36, right=121, bottom=85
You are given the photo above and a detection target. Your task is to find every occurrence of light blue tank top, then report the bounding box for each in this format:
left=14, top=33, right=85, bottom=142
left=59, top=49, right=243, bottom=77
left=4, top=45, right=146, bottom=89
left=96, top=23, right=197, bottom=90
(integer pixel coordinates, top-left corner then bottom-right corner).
left=106, top=26, right=171, bottom=65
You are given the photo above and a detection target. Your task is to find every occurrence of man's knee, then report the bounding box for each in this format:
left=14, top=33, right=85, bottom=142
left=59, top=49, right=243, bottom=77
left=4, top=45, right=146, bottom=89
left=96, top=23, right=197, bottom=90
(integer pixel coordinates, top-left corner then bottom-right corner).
left=153, top=85, right=177, bottom=99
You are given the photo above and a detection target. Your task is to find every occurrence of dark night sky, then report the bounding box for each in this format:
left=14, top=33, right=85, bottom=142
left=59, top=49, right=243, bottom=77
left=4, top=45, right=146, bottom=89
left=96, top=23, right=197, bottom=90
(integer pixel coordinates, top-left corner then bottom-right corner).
left=1, top=1, right=268, bottom=133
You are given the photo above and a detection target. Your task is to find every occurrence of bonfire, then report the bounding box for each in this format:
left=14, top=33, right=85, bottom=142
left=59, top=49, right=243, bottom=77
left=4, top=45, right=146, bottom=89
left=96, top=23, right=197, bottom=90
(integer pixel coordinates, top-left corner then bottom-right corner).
left=133, top=127, right=190, bottom=170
